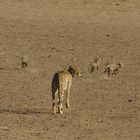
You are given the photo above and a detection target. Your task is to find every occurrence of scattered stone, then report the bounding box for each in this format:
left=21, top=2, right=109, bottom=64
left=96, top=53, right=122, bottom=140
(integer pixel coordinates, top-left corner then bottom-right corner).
left=115, top=3, right=120, bottom=5
left=128, top=99, right=132, bottom=102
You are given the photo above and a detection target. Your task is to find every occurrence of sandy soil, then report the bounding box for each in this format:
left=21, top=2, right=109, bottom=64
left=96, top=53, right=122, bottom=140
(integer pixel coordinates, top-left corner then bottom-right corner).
left=0, top=0, right=140, bottom=139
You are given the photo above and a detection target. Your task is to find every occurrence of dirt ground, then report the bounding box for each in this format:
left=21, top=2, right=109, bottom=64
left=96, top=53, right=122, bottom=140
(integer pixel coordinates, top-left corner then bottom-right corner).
left=0, top=0, right=140, bottom=140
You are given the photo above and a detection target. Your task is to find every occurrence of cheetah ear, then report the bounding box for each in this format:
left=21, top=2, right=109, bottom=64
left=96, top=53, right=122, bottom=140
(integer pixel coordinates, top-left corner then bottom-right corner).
left=68, top=65, right=72, bottom=71
left=68, top=65, right=75, bottom=77
left=69, top=65, right=72, bottom=69
left=119, top=62, right=123, bottom=67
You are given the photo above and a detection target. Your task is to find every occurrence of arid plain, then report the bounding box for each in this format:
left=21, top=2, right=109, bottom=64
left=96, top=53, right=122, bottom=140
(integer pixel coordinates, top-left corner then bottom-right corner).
left=0, top=0, right=140, bottom=140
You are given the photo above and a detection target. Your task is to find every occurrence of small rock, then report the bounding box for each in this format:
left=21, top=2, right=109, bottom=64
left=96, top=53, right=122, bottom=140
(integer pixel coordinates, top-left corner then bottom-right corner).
left=128, top=99, right=132, bottom=102
left=115, top=3, right=120, bottom=5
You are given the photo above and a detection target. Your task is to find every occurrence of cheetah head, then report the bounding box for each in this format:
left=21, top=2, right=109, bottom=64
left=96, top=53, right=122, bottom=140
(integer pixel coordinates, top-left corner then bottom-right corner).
left=68, top=65, right=82, bottom=77
left=95, top=57, right=101, bottom=63
left=118, top=62, right=123, bottom=68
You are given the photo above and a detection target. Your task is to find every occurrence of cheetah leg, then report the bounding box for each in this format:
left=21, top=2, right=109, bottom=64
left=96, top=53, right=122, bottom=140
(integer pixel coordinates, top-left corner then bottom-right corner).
left=108, top=70, right=110, bottom=77
left=114, top=69, right=118, bottom=75
left=112, top=71, right=114, bottom=76
left=58, top=93, right=64, bottom=114
left=66, top=83, right=71, bottom=108
left=66, top=97, right=70, bottom=108
left=52, top=101, right=56, bottom=114
left=91, top=66, right=95, bottom=73
left=112, top=69, right=117, bottom=76
left=52, top=89, right=57, bottom=114
left=104, top=68, right=107, bottom=73
left=112, top=71, right=116, bottom=76
left=97, top=66, right=99, bottom=71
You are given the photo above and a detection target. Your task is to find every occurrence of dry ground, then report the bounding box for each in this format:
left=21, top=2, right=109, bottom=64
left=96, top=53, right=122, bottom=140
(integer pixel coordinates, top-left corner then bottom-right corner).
left=0, top=0, right=140, bottom=140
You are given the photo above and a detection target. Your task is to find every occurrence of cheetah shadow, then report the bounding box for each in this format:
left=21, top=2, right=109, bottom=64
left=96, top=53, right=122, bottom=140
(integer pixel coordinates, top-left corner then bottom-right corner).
left=0, top=108, right=53, bottom=115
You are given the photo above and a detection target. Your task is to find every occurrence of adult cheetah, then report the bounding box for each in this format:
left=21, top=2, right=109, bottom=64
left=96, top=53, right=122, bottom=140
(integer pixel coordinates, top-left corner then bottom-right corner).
left=51, top=65, right=81, bottom=114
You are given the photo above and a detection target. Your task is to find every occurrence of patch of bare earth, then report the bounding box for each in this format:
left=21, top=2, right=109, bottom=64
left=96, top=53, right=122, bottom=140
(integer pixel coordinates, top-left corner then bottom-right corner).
left=0, top=0, right=140, bottom=140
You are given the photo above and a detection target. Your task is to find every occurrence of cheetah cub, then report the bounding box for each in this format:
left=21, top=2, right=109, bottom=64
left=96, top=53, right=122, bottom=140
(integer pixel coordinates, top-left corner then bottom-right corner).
left=91, top=57, right=101, bottom=72
left=51, top=65, right=81, bottom=114
left=104, top=62, right=123, bottom=77
left=21, top=56, right=28, bottom=68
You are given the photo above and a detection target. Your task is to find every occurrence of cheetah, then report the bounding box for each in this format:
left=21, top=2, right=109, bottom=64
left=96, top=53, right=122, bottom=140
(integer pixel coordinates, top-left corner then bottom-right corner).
left=91, top=57, right=101, bottom=72
left=51, top=65, right=81, bottom=114
left=21, top=56, right=28, bottom=68
left=104, top=62, right=123, bottom=77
